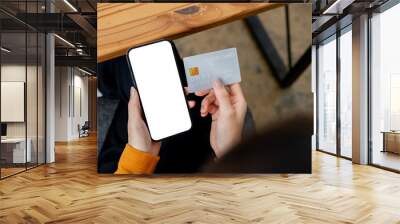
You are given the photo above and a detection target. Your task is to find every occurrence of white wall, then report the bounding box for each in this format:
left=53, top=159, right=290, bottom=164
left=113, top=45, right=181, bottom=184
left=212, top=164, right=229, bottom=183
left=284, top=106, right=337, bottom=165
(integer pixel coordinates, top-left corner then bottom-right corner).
left=54, top=67, right=89, bottom=141
left=71, top=73, right=89, bottom=139
left=1, top=65, right=38, bottom=137
left=55, top=66, right=69, bottom=141
left=1, top=65, right=26, bottom=138
left=1, top=63, right=46, bottom=164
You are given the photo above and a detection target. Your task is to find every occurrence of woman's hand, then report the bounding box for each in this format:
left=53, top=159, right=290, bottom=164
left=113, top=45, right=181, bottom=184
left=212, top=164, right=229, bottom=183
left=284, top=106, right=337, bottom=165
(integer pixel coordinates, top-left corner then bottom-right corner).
left=196, top=80, right=247, bottom=158
left=127, top=87, right=160, bottom=156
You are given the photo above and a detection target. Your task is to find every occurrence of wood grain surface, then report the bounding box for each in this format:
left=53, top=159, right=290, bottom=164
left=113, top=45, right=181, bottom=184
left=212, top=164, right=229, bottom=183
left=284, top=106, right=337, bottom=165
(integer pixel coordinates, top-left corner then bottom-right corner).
left=1, top=134, right=400, bottom=223
left=97, top=3, right=281, bottom=62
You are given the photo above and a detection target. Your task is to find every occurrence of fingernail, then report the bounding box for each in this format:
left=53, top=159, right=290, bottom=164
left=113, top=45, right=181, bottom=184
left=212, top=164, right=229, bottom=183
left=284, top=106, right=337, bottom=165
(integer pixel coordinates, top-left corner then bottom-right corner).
left=131, top=87, right=134, bottom=96
left=213, top=79, right=223, bottom=88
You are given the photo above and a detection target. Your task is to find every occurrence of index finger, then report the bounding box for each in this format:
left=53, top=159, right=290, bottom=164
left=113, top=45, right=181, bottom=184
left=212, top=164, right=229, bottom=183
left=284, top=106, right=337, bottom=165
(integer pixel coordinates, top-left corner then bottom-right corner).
left=229, top=83, right=244, bottom=99
left=194, top=89, right=211, bottom=97
left=128, top=87, right=142, bottom=121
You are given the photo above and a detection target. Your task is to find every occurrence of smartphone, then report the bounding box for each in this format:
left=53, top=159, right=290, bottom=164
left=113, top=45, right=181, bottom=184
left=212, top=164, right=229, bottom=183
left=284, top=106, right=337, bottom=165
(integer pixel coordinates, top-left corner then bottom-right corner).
left=126, top=40, right=192, bottom=141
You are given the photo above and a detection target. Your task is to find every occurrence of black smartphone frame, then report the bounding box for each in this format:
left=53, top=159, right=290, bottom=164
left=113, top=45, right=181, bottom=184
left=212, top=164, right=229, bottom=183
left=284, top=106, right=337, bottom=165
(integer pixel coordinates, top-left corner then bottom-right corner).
left=126, top=40, right=192, bottom=141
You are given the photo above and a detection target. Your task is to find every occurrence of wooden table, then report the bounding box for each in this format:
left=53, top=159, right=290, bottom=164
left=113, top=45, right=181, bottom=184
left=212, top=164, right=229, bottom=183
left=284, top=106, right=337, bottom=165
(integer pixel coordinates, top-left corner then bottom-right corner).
left=97, top=3, right=281, bottom=63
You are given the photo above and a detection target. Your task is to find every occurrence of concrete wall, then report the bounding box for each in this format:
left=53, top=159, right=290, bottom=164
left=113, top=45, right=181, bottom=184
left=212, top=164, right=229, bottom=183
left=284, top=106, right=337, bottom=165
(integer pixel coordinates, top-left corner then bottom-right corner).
left=175, top=4, right=312, bottom=133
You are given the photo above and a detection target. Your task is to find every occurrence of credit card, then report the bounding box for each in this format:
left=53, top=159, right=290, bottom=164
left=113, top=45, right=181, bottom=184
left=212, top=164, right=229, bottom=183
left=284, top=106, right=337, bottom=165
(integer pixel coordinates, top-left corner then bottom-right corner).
left=183, top=48, right=241, bottom=93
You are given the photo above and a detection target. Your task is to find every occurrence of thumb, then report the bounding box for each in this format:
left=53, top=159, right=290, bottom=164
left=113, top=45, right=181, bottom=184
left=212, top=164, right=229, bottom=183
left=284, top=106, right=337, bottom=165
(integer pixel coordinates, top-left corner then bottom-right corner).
left=212, top=79, right=231, bottom=111
left=128, top=87, right=142, bottom=121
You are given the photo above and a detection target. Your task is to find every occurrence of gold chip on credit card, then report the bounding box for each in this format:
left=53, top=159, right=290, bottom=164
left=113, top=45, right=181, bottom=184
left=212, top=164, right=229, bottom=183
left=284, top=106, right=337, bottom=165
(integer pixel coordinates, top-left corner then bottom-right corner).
left=189, top=67, right=199, bottom=76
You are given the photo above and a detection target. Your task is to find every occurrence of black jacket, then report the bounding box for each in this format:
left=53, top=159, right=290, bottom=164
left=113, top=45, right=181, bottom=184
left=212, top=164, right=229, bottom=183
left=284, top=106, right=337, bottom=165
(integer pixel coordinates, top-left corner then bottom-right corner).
left=97, top=55, right=215, bottom=173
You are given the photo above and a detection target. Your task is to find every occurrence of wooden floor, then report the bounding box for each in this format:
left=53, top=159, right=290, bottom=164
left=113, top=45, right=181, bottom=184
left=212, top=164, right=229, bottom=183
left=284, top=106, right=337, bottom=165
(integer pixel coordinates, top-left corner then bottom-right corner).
left=1, top=167, right=26, bottom=178
left=1, top=163, right=46, bottom=178
left=1, top=135, right=400, bottom=223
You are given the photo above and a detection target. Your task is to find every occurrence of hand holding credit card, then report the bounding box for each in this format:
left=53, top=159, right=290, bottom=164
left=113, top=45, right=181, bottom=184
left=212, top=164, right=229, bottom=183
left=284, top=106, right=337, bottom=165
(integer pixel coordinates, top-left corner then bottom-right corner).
left=183, top=48, right=241, bottom=93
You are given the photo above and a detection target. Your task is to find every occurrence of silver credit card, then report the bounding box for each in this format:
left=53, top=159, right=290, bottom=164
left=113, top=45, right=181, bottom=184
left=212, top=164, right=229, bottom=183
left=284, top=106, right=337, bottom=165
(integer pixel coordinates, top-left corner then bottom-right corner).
left=183, top=48, right=241, bottom=93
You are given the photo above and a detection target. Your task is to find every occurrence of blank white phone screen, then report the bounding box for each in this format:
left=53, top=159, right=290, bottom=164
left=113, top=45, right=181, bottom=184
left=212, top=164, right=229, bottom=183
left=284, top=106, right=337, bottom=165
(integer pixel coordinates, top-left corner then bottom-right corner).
left=128, top=41, right=191, bottom=140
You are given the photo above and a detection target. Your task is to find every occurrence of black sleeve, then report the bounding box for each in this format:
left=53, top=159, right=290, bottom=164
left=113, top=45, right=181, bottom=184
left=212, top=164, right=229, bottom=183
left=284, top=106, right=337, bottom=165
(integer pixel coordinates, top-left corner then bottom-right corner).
left=97, top=101, right=129, bottom=173
left=97, top=54, right=133, bottom=173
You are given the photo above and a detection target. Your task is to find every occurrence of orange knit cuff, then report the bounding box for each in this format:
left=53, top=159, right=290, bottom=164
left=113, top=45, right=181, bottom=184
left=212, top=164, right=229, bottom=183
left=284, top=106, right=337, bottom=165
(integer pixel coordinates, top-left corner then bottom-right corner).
left=115, top=144, right=160, bottom=175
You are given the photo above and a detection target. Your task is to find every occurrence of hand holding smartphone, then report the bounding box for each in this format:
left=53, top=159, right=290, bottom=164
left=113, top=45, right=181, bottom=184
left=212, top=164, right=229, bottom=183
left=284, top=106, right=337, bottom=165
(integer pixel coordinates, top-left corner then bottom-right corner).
left=126, top=40, right=192, bottom=141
